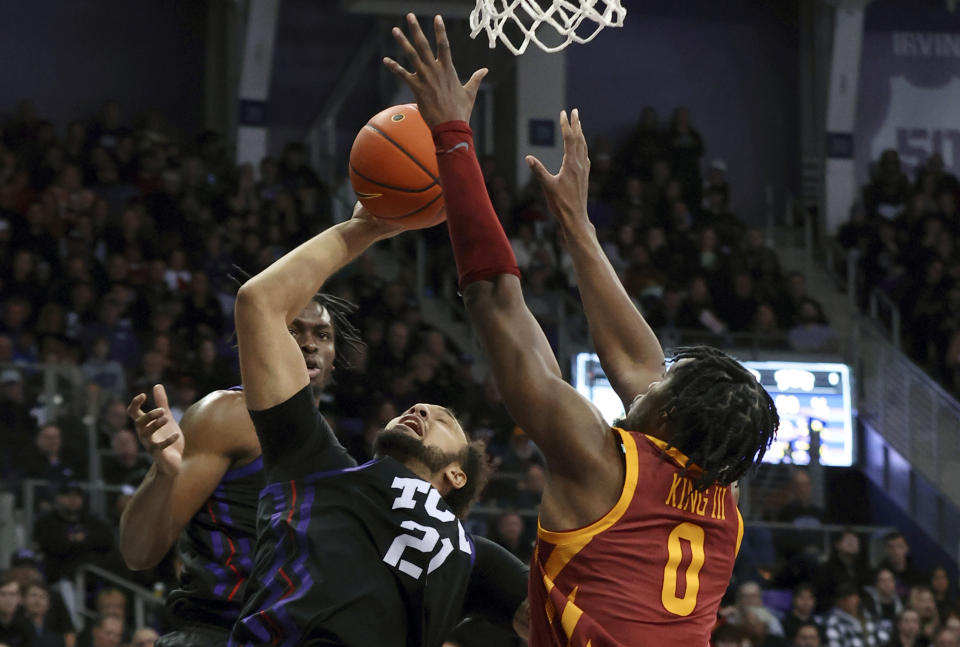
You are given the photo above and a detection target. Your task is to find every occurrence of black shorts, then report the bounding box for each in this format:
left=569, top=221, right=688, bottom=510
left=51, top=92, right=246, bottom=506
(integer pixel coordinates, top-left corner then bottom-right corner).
left=156, top=624, right=230, bottom=647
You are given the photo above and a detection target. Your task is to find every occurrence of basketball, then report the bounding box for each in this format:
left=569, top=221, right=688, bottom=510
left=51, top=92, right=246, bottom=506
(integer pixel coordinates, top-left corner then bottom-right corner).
left=349, top=103, right=446, bottom=230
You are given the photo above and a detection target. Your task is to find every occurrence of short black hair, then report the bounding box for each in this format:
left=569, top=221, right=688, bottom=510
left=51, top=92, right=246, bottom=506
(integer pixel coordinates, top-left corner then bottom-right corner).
left=883, top=530, right=906, bottom=543
left=659, top=346, right=779, bottom=490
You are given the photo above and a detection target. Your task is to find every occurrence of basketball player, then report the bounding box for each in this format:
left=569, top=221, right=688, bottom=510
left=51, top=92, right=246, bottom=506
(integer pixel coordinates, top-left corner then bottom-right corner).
left=385, top=14, right=779, bottom=646
left=120, top=291, right=361, bottom=647
left=228, top=203, right=528, bottom=646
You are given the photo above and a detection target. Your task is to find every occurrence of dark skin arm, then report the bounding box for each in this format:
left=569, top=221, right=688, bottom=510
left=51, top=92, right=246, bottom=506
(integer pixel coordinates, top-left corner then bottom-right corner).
left=119, top=387, right=257, bottom=570
left=527, top=110, right=665, bottom=410
left=385, top=14, right=622, bottom=530
left=235, top=206, right=401, bottom=412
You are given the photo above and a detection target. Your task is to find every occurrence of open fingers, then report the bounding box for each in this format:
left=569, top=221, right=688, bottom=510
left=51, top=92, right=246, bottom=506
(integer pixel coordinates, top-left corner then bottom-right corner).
left=391, top=26, right=422, bottom=69
left=382, top=56, right=415, bottom=83
left=434, top=15, right=454, bottom=68
left=151, top=432, right=180, bottom=452
left=140, top=408, right=167, bottom=433
left=153, top=383, right=170, bottom=411
left=405, top=13, right=437, bottom=66
left=126, top=393, right=146, bottom=421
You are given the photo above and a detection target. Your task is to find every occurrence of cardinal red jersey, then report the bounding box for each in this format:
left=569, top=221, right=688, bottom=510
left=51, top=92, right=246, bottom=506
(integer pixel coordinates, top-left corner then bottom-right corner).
left=529, top=428, right=743, bottom=647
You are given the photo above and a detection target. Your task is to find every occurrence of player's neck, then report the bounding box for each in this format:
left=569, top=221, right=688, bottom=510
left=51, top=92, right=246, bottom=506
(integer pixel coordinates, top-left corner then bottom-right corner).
left=401, top=458, right=448, bottom=494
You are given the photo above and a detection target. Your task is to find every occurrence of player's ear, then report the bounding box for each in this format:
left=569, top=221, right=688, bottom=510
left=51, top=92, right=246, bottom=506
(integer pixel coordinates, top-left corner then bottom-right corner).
left=443, top=464, right=467, bottom=491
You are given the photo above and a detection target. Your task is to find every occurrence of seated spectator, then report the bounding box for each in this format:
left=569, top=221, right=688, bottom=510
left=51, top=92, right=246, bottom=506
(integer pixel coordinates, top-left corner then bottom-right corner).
left=512, top=463, right=545, bottom=511
left=788, top=298, right=839, bottom=353
left=0, top=368, right=38, bottom=472
left=76, top=616, right=121, bottom=647
left=488, top=511, right=533, bottom=563
left=20, top=425, right=82, bottom=511
left=815, top=530, right=870, bottom=609
left=794, top=622, right=822, bottom=647
left=723, top=581, right=785, bottom=638
left=777, top=469, right=827, bottom=526
left=0, top=571, right=33, bottom=647
left=80, top=337, right=126, bottom=401
left=720, top=271, right=760, bottom=333
left=878, top=532, right=924, bottom=598
left=6, top=551, right=74, bottom=647
left=863, top=149, right=911, bottom=220
left=907, top=586, right=941, bottom=643
left=129, top=628, right=157, bottom=647
left=862, top=567, right=904, bottom=638
left=931, top=628, right=960, bottom=647
left=100, top=430, right=149, bottom=487
left=96, top=400, right=132, bottom=449
left=23, top=583, right=64, bottom=647
left=783, top=583, right=824, bottom=643
left=744, top=606, right=788, bottom=647
left=32, top=482, right=116, bottom=584
left=886, top=609, right=929, bottom=647
left=930, top=567, right=956, bottom=622
left=824, top=581, right=887, bottom=646
left=496, top=429, right=544, bottom=475
left=711, top=622, right=748, bottom=647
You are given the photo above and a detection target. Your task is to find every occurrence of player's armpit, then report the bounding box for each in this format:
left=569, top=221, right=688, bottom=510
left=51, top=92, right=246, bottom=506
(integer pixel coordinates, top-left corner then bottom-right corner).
left=120, top=390, right=253, bottom=569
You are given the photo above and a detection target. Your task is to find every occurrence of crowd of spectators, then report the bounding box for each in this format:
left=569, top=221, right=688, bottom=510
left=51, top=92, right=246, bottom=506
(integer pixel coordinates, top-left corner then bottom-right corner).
left=0, top=96, right=950, bottom=647
left=835, top=149, right=960, bottom=397
left=486, top=105, right=838, bottom=356
left=711, top=527, right=960, bottom=647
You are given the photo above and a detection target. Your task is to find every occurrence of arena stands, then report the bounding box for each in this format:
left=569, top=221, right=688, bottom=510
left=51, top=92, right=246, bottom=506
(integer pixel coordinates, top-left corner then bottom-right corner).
left=1, top=98, right=958, bottom=647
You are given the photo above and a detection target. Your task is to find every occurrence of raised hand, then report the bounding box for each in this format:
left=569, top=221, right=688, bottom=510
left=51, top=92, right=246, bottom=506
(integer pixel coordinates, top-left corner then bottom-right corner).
left=349, top=201, right=407, bottom=240
left=383, top=13, right=488, bottom=128
left=526, top=109, right=592, bottom=233
left=127, top=384, right=184, bottom=477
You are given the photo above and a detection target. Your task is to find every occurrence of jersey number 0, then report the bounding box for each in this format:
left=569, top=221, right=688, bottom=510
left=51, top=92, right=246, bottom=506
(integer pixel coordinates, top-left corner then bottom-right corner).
left=660, top=522, right=705, bottom=616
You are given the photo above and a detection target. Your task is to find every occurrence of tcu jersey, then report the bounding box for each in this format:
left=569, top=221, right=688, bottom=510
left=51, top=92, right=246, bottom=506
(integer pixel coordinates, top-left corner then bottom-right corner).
left=167, top=456, right=263, bottom=628
left=167, top=386, right=263, bottom=630
left=230, top=387, right=475, bottom=647
left=529, top=428, right=743, bottom=647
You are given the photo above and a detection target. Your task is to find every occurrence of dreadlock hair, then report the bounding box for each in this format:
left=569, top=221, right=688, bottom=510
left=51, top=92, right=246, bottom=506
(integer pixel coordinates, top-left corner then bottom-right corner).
left=443, top=437, right=493, bottom=519
left=310, top=292, right=363, bottom=371
left=659, top=346, right=778, bottom=490
left=228, top=266, right=364, bottom=371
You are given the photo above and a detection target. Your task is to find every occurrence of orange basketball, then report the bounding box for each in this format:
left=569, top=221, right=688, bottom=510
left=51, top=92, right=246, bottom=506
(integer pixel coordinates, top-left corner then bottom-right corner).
left=349, top=104, right=446, bottom=230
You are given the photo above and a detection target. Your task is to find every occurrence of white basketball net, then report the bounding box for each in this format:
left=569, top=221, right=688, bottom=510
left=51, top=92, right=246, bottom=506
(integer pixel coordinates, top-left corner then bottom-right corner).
left=470, top=0, right=626, bottom=55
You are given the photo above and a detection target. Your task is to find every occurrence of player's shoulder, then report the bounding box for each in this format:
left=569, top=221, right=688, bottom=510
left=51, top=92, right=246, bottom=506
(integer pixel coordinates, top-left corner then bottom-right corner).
left=181, top=389, right=259, bottom=459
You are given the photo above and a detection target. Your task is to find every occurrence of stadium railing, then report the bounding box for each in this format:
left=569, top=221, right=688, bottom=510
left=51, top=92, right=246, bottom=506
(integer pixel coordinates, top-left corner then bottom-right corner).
left=73, top=562, right=164, bottom=631
left=857, top=321, right=960, bottom=509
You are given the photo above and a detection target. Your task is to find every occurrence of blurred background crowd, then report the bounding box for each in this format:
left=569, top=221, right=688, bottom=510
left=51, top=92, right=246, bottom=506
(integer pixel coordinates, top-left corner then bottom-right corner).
left=0, top=94, right=957, bottom=647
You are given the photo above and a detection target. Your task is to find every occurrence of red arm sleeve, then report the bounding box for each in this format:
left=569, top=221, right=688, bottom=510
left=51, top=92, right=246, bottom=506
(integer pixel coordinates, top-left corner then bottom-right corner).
left=432, top=121, right=520, bottom=290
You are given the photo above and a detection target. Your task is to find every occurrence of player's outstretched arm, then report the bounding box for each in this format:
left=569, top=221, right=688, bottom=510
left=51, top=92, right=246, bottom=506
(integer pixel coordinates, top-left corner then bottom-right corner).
left=528, top=110, right=665, bottom=408
left=384, top=14, right=609, bottom=481
left=120, top=386, right=253, bottom=569
left=234, top=205, right=402, bottom=412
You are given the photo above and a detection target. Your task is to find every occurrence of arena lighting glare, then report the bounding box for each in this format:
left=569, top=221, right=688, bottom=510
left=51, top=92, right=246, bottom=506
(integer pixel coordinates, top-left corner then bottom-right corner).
left=571, top=354, right=855, bottom=467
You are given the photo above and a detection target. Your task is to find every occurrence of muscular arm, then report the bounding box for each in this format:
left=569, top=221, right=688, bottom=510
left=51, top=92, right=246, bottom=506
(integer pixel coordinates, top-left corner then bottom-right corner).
left=119, top=390, right=255, bottom=570
left=528, top=110, right=664, bottom=408
left=386, top=16, right=617, bottom=527
left=235, top=211, right=399, bottom=411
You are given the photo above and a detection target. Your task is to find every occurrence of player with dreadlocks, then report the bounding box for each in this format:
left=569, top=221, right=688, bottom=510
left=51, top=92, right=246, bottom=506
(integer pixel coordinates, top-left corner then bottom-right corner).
left=118, top=274, right=362, bottom=647
left=385, top=14, right=778, bottom=646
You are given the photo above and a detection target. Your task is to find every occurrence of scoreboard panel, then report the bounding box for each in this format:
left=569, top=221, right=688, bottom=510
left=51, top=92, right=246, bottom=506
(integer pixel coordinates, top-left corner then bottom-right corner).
left=571, top=354, right=855, bottom=466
